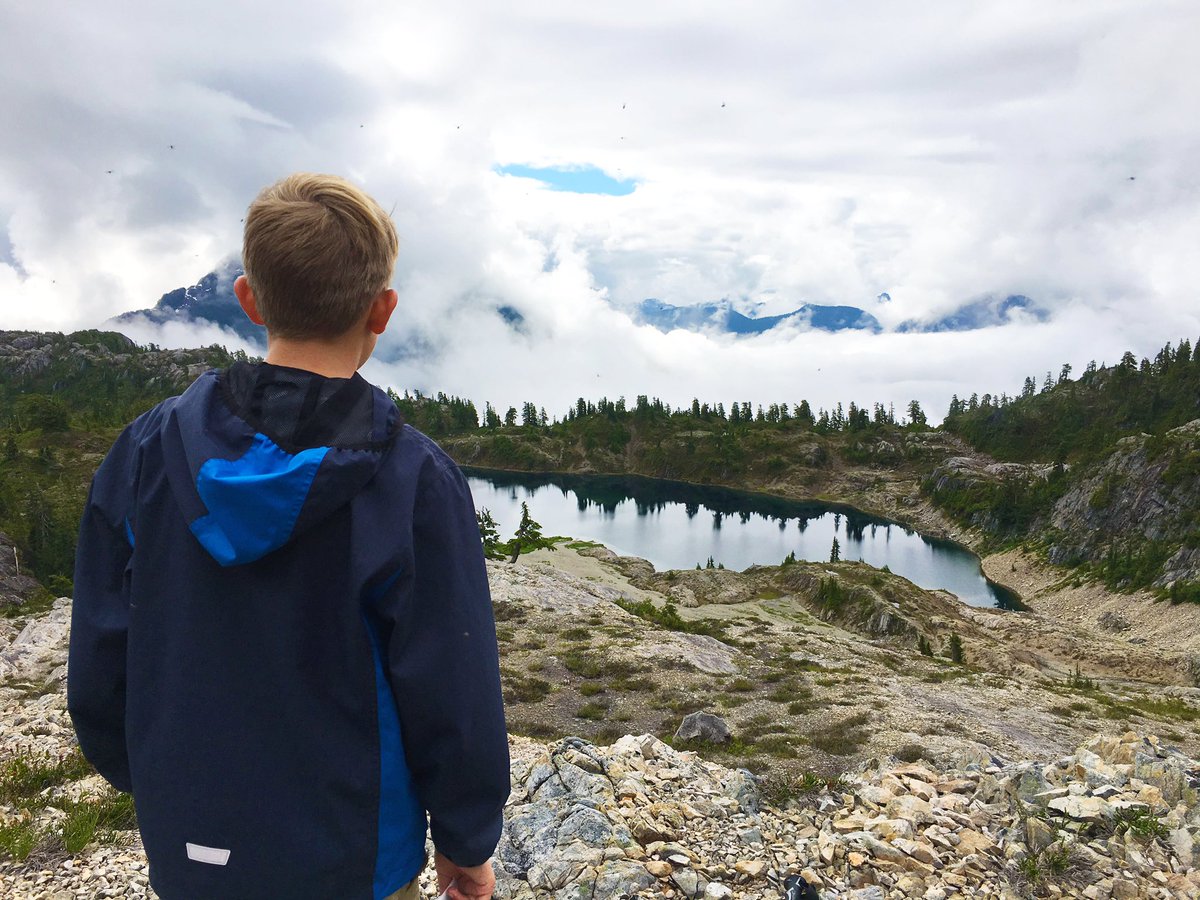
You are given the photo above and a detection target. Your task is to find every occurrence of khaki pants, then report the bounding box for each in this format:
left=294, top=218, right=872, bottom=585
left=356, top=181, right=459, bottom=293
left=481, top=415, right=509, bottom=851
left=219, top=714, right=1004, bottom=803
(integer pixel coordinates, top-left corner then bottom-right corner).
left=383, top=879, right=420, bottom=900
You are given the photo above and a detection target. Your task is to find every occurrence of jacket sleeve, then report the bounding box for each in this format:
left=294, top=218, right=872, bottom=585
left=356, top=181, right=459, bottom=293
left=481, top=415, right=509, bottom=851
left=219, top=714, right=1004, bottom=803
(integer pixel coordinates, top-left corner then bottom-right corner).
left=381, top=456, right=509, bottom=868
left=67, top=429, right=137, bottom=794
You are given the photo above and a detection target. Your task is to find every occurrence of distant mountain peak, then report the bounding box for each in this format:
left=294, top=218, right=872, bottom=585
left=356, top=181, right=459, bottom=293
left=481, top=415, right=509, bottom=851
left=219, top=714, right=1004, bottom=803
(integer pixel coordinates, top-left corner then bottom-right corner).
left=113, top=260, right=264, bottom=345
left=635, top=299, right=882, bottom=335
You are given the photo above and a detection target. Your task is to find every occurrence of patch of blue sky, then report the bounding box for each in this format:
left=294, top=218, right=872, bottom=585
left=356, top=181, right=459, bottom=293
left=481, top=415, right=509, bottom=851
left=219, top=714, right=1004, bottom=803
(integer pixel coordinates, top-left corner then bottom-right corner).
left=494, top=164, right=636, bottom=196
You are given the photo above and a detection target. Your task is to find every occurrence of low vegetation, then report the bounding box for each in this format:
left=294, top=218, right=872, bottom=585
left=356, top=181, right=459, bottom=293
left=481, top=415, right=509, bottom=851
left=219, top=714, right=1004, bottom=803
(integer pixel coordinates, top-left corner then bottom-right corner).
left=0, top=747, right=137, bottom=863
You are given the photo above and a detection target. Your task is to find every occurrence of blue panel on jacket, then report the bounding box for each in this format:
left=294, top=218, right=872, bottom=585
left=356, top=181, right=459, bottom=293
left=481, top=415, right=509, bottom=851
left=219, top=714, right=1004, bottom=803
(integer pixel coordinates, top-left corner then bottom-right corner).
left=190, top=433, right=329, bottom=566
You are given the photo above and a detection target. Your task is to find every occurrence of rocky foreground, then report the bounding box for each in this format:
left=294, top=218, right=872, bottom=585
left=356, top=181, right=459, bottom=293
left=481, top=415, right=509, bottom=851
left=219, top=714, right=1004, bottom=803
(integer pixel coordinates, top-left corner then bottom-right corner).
left=1, top=600, right=1199, bottom=898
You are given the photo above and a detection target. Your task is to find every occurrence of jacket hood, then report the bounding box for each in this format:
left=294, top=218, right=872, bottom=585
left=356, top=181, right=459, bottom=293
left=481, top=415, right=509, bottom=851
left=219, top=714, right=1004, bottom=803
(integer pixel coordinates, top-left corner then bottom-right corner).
left=160, top=363, right=402, bottom=567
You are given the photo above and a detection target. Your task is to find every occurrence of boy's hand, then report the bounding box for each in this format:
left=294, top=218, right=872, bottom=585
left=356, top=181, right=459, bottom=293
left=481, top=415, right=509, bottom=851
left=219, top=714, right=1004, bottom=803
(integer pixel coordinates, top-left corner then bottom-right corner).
left=435, top=850, right=495, bottom=900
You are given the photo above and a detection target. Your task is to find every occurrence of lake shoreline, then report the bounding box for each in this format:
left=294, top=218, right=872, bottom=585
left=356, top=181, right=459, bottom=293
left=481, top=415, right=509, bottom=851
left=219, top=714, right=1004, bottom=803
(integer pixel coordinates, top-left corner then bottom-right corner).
left=467, top=466, right=1016, bottom=608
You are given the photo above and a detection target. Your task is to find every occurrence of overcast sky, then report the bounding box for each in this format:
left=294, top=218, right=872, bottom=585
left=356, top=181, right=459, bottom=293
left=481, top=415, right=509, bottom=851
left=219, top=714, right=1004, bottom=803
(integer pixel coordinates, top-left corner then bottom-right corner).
left=1, top=0, right=1198, bottom=422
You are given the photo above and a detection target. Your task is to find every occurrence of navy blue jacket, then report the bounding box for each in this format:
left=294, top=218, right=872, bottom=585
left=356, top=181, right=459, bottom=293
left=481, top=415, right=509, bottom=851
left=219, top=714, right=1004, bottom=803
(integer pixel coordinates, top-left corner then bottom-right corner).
left=68, top=362, right=509, bottom=900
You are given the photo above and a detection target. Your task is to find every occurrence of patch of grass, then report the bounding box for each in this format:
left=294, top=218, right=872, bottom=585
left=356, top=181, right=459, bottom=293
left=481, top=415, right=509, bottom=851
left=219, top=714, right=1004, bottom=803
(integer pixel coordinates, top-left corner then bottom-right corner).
left=787, top=698, right=819, bottom=715
left=810, top=712, right=870, bottom=756
left=0, top=749, right=93, bottom=807
left=727, top=677, right=756, bottom=693
left=768, top=681, right=807, bottom=703
left=492, top=602, right=527, bottom=622
left=614, top=598, right=727, bottom=639
left=761, top=769, right=849, bottom=806
left=507, top=718, right=559, bottom=739
left=561, top=627, right=591, bottom=641
left=610, top=675, right=656, bottom=692
left=564, top=540, right=604, bottom=551
left=0, top=818, right=39, bottom=862
left=783, top=656, right=827, bottom=672
left=893, top=743, right=930, bottom=764
left=576, top=702, right=607, bottom=720
left=0, top=754, right=136, bottom=864
left=502, top=672, right=552, bottom=704
left=579, top=682, right=606, bottom=697
left=560, top=649, right=603, bottom=678
left=751, top=735, right=801, bottom=758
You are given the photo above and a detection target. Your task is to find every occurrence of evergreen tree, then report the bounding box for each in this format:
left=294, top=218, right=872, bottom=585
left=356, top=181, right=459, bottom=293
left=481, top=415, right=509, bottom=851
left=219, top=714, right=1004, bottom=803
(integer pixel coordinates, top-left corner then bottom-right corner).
left=504, top=406, right=517, bottom=427
left=476, top=508, right=504, bottom=559
left=506, top=502, right=555, bottom=563
left=946, top=632, right=965, bottom=664
left=830, top=537, right=841, bottom=563
left=907, top=400, right=927, bottom=428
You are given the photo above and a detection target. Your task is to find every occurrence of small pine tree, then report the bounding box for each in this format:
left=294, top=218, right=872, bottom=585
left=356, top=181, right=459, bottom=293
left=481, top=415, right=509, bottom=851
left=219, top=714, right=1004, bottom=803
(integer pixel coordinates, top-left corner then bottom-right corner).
left=947, top=632, right=965, bottom=664
left=476, top=508, right=504, bottom=560
left=705, top=556, right=716, bottom=569
left=917, top=636, right=933, bottom=657
left=830, top=537, right=841, bottom=563
left=4, top=434, right=17, bottom=461
left=506, top=502, right=556, bottom=563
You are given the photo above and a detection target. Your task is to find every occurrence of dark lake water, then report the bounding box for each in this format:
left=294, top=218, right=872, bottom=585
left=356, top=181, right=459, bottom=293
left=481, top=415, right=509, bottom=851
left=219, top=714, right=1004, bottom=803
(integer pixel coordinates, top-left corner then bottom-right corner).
left=463, top=468, right=1022, bottom=610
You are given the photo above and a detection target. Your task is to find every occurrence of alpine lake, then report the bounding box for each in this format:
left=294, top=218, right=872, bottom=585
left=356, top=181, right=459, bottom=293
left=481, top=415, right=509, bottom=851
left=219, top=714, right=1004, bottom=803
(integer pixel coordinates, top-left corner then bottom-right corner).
left=463, top=468, right=1022, bottom=610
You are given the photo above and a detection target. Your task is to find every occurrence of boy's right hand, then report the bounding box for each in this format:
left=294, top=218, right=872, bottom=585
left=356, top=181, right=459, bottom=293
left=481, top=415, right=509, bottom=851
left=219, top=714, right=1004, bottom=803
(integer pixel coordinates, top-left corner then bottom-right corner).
left=435, top=850, right=495, bottom=900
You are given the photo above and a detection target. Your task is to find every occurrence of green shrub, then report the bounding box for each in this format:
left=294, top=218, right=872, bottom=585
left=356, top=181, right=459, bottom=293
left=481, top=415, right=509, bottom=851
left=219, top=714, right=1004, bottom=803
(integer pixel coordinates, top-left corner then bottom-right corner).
left=0, top=819, right=39, bottom=862
left=0, top=749, right=93, bottom=806
left=576, top=702, right=607, bottom=720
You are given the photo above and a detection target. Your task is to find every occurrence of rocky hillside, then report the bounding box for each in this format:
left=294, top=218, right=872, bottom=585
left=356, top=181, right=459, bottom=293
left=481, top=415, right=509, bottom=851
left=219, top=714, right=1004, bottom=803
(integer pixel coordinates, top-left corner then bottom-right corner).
left=925, top=419, right=1200, bottom=595
left=5, top=555, right=1200, bottom=898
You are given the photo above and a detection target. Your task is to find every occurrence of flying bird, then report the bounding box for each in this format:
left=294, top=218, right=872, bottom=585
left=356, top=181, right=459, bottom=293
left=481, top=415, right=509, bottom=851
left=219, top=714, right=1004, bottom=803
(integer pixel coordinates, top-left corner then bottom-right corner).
left=721, top=102, right=726, bottom=108
left=622, top=103, right=625, bottom=109
left=106, top=170, right=113, bottom=174
left=1129, top=176, right=1136, bottom=181
left=169, top=144, right=174, bottom=150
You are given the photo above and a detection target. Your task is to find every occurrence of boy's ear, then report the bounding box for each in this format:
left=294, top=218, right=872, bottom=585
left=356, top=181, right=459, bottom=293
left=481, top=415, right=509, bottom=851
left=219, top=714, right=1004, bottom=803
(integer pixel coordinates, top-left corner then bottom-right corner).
left=233, top=275, right=266, bottom=326
left=366, top=289, right=398, bottom=336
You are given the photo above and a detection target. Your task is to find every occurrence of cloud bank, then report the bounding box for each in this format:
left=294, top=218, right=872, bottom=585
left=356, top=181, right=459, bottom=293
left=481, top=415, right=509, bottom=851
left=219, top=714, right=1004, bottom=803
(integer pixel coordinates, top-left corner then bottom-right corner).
left=1, top=0, right=1198, bottom=423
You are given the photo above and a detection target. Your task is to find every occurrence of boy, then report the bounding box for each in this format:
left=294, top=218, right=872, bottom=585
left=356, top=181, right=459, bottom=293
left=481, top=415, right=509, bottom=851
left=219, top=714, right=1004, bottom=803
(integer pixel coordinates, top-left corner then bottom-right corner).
left=68, top=173, right=509, bottom=900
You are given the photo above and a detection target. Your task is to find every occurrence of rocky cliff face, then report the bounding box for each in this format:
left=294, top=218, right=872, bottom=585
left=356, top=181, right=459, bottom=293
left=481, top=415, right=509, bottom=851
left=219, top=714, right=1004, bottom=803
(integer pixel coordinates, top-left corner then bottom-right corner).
left=925, top=420, right=1200, bottom=590
left=1048, top=421, right=1200, bottom=588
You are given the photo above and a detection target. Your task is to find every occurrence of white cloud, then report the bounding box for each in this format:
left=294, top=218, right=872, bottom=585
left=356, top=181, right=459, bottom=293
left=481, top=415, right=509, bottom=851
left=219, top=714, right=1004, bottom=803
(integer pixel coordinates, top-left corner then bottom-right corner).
left=1, top=0, right=1198, bottom=428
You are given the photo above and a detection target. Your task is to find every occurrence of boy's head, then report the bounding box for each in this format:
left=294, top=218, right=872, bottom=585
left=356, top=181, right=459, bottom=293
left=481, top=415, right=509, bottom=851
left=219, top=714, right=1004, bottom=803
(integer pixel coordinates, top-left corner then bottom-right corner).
left=240, top=173, right=398, bottom=340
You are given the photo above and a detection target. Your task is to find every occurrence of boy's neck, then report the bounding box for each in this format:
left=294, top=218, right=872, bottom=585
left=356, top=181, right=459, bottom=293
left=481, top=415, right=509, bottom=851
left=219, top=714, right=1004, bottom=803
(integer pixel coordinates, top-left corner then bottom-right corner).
left=263, top=337, right=367, bottom=379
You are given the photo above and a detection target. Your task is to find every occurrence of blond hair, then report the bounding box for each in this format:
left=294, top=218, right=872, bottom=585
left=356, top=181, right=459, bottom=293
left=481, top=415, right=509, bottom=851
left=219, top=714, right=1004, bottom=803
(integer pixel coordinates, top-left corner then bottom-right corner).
left=242, top=173, right=398, bottom=339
